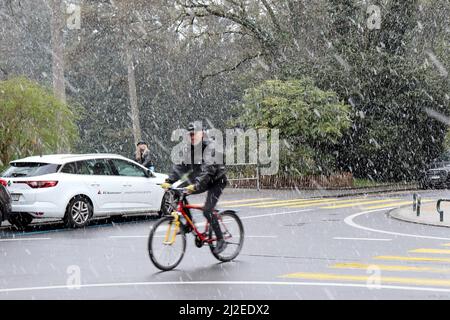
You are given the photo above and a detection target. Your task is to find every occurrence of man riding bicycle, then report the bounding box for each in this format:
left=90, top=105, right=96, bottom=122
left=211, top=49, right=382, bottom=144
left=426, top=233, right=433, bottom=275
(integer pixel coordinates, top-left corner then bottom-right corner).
left=161, top=122, right=228, bottom=254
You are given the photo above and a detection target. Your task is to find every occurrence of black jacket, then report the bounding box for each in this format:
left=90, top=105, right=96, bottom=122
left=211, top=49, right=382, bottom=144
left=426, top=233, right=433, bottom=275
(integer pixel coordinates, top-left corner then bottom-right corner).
left=167, top=140, right=227, bottom=192
left=136, top=149, right=153, bottom=169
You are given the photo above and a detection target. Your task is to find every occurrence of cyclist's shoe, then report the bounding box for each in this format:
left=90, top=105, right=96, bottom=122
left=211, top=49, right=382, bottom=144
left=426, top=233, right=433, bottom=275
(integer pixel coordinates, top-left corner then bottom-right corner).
left=213, top=239, right=227, bottom=254
left=182, top=224, right=193, bottom=234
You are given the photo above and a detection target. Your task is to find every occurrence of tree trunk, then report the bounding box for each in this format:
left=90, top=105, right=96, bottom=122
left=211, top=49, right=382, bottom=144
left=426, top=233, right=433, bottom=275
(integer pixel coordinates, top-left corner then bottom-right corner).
left=50, top=0, right=66, bottom=103
left=50, top=0, right=66, bottom=153
left=125, top=39, right=142, bottom=144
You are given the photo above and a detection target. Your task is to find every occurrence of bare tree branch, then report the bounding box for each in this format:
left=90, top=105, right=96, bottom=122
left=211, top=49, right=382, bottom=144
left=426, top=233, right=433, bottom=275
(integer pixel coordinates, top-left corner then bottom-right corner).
left=177, top=0, right=277, bottom=52
left=260, top=0, right=282, bottom=32
left=200, top=53, right=260, bottom=85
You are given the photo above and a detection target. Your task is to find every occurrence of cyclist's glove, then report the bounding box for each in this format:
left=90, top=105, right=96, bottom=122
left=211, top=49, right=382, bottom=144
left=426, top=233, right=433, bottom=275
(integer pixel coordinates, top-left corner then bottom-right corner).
left=161, top=181, right=172, bottom=190
left=185, top=184, right=196, bottom=194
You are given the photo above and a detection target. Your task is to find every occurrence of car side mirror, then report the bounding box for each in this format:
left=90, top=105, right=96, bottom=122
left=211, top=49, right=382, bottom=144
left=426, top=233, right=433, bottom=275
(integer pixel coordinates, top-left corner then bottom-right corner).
left=146, top=169, right=155, bottom=178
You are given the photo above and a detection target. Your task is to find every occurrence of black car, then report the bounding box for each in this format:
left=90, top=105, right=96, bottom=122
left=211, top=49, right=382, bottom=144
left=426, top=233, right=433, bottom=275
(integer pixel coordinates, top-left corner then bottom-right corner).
left=0, top=182, right=12, bottom=227
left=421, top=152, right=450, bottom=189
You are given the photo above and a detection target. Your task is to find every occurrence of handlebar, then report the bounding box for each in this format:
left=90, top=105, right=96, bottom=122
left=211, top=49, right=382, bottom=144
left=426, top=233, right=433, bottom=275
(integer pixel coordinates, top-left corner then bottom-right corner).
left=169, top=187, right=190, bottom=193
left=158, top=185, right=190, bottom=196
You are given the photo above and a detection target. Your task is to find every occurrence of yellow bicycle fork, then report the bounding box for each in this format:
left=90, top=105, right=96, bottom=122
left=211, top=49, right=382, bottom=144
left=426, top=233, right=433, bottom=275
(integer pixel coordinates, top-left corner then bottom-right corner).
left=163, top=212, right=180, bottom=245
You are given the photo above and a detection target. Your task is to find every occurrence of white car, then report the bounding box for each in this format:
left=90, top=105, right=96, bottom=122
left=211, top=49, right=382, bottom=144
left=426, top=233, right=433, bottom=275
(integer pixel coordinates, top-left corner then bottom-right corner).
left=0, top=154, right=171, bottom=229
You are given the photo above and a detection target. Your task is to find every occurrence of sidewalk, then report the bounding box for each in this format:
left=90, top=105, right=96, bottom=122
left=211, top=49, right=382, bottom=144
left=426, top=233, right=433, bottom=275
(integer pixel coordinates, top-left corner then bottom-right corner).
left=389, top=201, right=450, bottom=228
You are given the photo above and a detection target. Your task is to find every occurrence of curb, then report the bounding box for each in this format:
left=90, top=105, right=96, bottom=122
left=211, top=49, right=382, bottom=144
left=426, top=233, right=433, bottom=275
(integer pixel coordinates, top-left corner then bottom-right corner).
left=388, top=205, right=450, bottom=229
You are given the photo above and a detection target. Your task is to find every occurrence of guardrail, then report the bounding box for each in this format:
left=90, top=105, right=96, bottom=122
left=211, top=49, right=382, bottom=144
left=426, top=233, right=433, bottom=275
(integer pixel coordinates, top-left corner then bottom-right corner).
left=436, top=199, right=450, bottom=222
left=413, top=193, right=421, bottom=217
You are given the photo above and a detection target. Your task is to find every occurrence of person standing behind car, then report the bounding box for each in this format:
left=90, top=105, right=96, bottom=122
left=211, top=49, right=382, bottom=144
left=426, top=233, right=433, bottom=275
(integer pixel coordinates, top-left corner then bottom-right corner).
left=135, top=141, right=155, bottom=171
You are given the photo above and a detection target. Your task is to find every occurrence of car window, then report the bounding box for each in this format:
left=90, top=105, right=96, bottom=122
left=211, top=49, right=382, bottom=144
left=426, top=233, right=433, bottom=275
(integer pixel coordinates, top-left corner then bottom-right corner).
left=75, top=161, right=92, bottom=175
left=85, top=159, right=115, bottom=176
left=61, top=162, right=77, bottom=174
left=111, top=159, right=147, bottom=177
left=2, top=162, right=60, bottom=178
left=63, top=159, right=115, bottom=176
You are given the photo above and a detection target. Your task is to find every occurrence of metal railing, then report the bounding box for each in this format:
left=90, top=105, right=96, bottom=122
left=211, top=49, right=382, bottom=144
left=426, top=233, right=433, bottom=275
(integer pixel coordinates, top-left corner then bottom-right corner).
left=437, top=199, right=450, bottom=222
left=227, top=163, right=260, bottom=191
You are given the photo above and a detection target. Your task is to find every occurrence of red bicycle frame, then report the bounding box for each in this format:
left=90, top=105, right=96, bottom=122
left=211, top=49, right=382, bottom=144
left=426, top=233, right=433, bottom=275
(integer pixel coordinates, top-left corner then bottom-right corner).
left=176, top=198, right=220, bottom=244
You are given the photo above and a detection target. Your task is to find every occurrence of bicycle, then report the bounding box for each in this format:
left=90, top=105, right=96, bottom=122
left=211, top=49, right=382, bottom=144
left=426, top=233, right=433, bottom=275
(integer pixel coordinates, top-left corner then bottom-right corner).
left=148, top=187, right=244, bottom=271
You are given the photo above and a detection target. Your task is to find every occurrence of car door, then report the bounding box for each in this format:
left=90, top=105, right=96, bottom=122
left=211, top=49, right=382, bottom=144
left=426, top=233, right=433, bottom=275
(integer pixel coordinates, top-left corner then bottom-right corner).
left=77, top=159, right=125, bottom=214
left=109, top=158, right=160, bottom=211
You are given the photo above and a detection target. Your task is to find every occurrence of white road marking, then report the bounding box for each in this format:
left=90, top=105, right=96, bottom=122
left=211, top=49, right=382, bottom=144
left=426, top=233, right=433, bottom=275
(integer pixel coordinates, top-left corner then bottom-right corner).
left=147, top=209, right=312, bottom=234
left=0, top=238, right=51, bottom=242
left=246, top=236, right=278, bottom=238
left=333, top=237, right=392, bottom=241
left=344, top=209, right=450, bottom=240
left=110, top=235, right=147, bottom=239
left=109, top=235, right=278, bottom=239
left=3, top=280, right=450, bottom=294
left=239, top=209, right=313, bottom=221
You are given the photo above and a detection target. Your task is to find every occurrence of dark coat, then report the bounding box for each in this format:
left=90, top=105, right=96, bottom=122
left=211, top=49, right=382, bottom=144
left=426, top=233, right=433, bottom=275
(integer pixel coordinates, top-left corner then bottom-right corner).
left=167, top=140, right=227, bottom=192
left=136, top=149, right=153, bottom=169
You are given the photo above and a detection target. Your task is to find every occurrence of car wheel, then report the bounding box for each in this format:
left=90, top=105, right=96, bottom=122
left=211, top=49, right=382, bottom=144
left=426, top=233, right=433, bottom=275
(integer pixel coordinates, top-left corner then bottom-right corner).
left=159, top=190, right=178, bottom=218
left=8, top=213, right=33, bottom=230
left=64, top=196, right=93, bottom=228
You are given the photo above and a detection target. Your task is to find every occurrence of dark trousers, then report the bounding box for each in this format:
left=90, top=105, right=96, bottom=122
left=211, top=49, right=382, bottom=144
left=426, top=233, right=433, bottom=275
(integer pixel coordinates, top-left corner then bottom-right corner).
left=181, top=179, right=227, bottom=240
left=203, top=180, right=227, bottom=240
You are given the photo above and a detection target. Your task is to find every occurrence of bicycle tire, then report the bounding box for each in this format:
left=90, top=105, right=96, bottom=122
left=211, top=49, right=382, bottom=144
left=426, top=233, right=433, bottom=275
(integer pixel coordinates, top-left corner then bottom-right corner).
left=148, top=216, right=186, bottom=271
left=209, top=211, right=244, bottom=262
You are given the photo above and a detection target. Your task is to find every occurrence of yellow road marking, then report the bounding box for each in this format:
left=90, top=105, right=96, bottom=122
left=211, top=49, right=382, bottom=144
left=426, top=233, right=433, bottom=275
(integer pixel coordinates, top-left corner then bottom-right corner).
left=282, top=198, right=369, bottom=208
left=410, top=248, right=450, bottom=255
left=331, top=262, right=450, bottom=273
left=365, top=199, right=434, bottom=210
left=321, top=198, right=402, bottom=209
left=279, top=272, right=450, bottom=287
left=255, top=198, right=338, bottom=208
left=219, top=198, right=274, bottom=205
left=230, top=198, right=312, bottom=207
left=374, top=255, right=450, bottom=263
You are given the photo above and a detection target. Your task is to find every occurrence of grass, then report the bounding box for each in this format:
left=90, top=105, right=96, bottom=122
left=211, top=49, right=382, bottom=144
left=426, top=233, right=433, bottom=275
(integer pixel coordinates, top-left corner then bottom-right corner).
left=353, top=178, right=405, bottom=188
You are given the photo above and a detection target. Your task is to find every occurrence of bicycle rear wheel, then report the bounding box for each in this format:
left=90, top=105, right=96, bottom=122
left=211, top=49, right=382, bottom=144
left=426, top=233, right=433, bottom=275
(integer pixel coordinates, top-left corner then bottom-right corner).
left=209, top=211, right=244, bottom=262
left=148, top=216, right=186, bottom=271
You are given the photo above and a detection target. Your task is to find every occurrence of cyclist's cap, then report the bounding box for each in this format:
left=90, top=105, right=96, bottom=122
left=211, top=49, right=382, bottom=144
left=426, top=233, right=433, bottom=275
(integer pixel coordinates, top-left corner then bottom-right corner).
left=187, top=122, right=204, bottom=132
left=136, top=141, right=147, bottom=146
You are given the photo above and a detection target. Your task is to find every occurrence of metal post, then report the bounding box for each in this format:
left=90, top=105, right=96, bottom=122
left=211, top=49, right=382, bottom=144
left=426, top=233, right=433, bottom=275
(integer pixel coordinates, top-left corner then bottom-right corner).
left=413, top=193, right=417, bottom=212
left=436, top=199, right=450, bottom=222
left=256, top=163, right=260, bottom=191
left=417, top=195, right=421, bottom=217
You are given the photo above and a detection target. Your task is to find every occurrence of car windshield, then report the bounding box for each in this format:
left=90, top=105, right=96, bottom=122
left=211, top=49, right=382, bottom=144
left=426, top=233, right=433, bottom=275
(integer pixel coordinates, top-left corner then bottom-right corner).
left=1, top=162, right=60, bottom=178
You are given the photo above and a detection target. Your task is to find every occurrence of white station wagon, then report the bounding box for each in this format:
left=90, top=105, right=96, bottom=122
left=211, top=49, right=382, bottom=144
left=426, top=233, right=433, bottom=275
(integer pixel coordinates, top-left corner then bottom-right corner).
left=0, top=154, right=170, bottom=229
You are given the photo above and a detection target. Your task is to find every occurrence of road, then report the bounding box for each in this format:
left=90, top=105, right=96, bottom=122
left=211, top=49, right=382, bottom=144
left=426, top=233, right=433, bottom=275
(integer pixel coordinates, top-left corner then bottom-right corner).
left=2, top=188, right=450, bottom=300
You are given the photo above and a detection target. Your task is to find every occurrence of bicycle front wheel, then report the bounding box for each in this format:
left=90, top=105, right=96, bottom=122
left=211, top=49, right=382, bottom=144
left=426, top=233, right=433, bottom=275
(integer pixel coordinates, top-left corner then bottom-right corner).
left=148, top=216, right=186, bottom=271
left=209, top=211, right=244, bottom=262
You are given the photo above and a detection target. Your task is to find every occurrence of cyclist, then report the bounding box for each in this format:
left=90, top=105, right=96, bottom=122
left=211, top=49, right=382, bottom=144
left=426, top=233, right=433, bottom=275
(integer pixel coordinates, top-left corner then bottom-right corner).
left=161, top=122, right=228, bottom=254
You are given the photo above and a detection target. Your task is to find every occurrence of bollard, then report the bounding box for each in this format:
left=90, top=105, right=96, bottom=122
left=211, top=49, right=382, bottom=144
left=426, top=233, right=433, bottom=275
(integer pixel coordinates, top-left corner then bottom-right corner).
left=417, top=195, right=421, bottom=217
left=417, top=195, right=422, bottom=217
left=436, top=199, right=450, bottom=222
